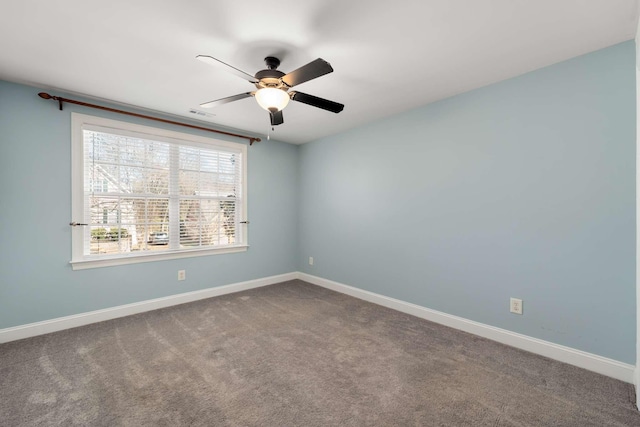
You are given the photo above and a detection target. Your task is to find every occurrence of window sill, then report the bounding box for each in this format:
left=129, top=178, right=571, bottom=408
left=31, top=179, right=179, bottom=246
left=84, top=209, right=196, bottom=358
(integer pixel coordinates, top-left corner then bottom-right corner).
left=70, top=245, right=248, bottom=270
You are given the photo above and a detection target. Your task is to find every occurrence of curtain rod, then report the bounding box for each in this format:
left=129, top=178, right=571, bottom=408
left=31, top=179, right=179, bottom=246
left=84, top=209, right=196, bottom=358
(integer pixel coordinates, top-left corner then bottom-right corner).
left=38, top=92, right=262, bottom=146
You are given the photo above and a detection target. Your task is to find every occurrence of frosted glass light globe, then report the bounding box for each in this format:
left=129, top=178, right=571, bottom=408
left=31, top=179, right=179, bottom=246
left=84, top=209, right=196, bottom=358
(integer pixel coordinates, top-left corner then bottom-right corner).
left=255, top=88, right=290, bottom=112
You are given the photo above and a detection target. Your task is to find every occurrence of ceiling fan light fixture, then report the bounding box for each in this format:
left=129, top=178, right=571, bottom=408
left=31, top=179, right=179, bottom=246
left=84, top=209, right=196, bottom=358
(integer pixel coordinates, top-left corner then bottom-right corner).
left=196, top=54, right=344, bottom=126
left=255, top=87, right=290, bottom=112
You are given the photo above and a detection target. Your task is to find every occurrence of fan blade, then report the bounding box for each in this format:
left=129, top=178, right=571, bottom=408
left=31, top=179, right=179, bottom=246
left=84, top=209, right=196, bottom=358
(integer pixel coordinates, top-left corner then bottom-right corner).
left=290, top=91, right=344, bottom=113
left=270, top=109, right=284, bottom=126
left=281, top=58, right=333, bottom=87
left=200, top=92, right=253, bottom=108
left=196, top=55, right=258, bottom=83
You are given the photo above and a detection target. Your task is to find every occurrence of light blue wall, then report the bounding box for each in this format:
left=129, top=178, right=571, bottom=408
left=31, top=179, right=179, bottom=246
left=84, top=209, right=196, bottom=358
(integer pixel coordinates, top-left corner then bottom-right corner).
left=0, top=80, right=299, bottom=329
left=1, top=41, right=636, bottom=365
left=298, top=41, right=636, bottom=363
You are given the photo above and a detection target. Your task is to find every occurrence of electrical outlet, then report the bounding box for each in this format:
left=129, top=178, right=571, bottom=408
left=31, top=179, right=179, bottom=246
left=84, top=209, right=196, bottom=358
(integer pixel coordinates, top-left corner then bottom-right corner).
left=178, top=270, right=186, bottom=281
left=309, top=256, right=314, bottom=266
left=510, top=298, right=523, bottom=315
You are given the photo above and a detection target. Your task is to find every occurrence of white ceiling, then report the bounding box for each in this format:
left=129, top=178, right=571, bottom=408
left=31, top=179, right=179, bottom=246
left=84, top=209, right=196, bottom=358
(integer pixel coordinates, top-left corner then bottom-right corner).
left=0, top=1, right=637, bottom=144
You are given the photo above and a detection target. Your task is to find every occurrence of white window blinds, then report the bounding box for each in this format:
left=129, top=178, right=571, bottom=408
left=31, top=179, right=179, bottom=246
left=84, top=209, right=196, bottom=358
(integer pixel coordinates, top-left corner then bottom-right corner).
left=71, top=114, right=247, bottom=269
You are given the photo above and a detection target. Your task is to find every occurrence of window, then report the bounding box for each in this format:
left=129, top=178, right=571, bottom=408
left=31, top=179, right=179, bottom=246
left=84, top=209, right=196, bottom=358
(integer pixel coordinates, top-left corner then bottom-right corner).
left=71, top=113, right=247, bottom=270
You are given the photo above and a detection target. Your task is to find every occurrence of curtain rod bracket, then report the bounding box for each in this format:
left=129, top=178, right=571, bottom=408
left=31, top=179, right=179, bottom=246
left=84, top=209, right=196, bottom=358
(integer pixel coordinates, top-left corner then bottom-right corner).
left=38, top=92, right=261, bottom=145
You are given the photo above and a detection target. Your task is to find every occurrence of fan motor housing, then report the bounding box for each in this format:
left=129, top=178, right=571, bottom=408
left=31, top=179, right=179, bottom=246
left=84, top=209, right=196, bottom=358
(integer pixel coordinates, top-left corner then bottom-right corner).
left=255, top=56, right=288, bottom=90
left=255, top=70, right=286, bottom=90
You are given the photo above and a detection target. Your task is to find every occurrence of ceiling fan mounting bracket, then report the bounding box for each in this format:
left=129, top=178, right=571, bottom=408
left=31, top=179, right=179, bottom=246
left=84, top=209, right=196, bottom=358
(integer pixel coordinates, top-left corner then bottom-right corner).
left=264, top=56, right=281, bottom=70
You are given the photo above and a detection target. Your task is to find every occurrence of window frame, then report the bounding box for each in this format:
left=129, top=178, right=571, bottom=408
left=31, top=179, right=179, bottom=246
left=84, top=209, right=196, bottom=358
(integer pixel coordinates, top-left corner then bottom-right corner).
left=70, top=113, right=248, bottom=270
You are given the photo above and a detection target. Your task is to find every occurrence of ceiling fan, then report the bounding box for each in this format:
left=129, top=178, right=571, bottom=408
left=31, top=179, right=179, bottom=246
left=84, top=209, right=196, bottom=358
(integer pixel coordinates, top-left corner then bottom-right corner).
left=196, top=55, right=344, bottom=126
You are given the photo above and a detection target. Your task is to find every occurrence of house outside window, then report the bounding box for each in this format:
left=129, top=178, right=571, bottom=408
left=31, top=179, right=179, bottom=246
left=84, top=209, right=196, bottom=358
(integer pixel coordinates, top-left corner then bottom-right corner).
left=71, top=113, right=248, bottom=270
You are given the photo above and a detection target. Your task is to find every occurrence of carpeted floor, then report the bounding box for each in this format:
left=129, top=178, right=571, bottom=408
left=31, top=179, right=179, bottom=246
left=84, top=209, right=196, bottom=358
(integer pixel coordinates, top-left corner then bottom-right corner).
left=0, top=280, right=638, bottom=426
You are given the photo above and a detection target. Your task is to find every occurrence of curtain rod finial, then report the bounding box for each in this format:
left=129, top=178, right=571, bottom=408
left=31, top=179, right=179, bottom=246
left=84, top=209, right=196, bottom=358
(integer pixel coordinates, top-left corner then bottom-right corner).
left=38, top=92, right=52, bottom=99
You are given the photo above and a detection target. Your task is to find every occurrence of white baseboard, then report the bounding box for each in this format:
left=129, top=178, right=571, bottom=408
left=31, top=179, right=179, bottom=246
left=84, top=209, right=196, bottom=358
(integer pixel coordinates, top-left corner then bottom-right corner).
left=635, top=366, right=640, bottom=402
left=1, top=270, right=634, bottom=385
left=298, top=272, right=635, bottom=384
left=0, top=272, right=297, bottom=344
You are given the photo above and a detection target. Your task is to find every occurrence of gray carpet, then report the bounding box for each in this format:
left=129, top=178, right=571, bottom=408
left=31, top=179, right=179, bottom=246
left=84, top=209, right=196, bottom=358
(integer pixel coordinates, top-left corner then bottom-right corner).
left=1, top=280, right=638, bottom=426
